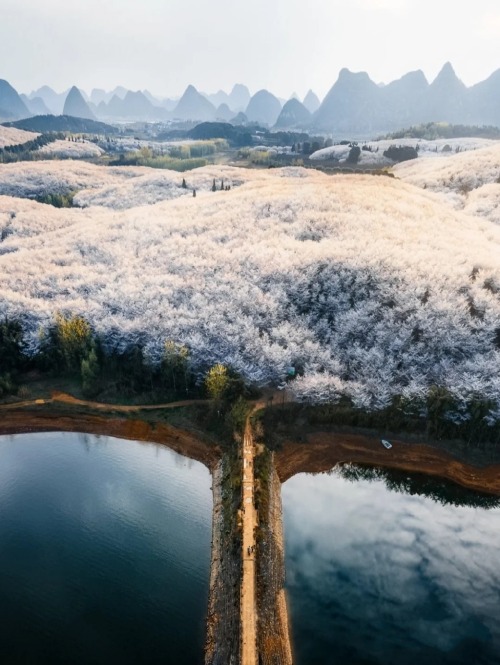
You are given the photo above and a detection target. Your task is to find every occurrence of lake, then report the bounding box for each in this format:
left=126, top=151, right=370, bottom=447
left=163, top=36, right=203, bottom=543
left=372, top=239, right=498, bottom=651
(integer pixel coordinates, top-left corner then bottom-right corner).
left=0, top=432, right=212, bottom=665
left=282, top=467, right=500, bottom=665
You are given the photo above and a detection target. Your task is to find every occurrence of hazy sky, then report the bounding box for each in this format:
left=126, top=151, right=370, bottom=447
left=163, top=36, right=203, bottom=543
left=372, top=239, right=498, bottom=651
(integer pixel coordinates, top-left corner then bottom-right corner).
left=2, top=0, right=499, bottom=99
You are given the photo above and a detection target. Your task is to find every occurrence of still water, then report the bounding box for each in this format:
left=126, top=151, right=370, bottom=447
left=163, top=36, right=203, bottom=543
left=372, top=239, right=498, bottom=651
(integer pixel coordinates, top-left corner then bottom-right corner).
left=0, top=432, right=212, bottom=665
left=282, top=467, right=500, bottom=665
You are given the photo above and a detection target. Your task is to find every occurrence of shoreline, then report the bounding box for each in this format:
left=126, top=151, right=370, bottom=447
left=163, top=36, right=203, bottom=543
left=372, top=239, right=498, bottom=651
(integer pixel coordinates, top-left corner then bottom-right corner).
left=2, top=404, right=500, bottom=664
left=2, top=403, right=500, bottom=495
left=275, top=431, right=500, bottom=496
left=0, top=408, right=220, bottom=471
left=0, top=405, right=244, bottom=664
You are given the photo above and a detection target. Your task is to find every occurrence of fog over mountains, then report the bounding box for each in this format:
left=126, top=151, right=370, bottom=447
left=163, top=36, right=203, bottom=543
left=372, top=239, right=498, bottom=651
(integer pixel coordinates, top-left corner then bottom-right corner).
left=1, top=63, right=500, bottom=133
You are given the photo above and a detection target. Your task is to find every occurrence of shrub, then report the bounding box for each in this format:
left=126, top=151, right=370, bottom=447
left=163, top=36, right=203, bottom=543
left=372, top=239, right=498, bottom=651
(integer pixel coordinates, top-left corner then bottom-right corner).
left=0, top=373, right=15, bottom=397
left=17, top=385, right=30, bottom=399
left=81, top=343, right=101, bottom=397
left=0, top=318, right=26, bottom=374
left=383, top=145, right=419, bottom=162
left=34, top=192, right=75, bottom=208
left=346, top=146, right=361, bottom=164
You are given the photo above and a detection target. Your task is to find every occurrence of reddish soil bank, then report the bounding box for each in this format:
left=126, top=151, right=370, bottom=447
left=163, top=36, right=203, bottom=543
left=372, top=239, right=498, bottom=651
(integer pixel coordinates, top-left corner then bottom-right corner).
left=275, top=432, right=500, bottom=496
left=0, top=409, right=220, bottom=471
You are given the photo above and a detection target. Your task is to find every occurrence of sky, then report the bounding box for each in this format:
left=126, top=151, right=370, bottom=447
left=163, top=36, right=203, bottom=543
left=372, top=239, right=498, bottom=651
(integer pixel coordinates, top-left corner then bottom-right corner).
left=2, top=0, right=500, bottom=100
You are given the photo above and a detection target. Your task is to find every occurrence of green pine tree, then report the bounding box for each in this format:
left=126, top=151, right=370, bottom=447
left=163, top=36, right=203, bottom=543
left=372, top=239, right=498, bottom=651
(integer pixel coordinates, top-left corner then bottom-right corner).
left=81, top=343, right=100, bottom=397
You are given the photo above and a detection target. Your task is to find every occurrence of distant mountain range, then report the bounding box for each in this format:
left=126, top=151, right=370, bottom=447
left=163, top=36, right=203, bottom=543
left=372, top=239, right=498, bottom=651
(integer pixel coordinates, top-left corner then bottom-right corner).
left=312, top=63, right=500, bottom=133
left=1, top=63, right=500, bottom=134
left=29, top=85, right=68, bottom=115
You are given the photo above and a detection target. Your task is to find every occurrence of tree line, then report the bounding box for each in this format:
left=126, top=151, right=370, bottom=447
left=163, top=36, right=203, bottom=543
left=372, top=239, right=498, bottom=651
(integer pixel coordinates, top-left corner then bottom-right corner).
left=385, top=122, right=500, bottom=141
left=0, top=315, right=251, bottom=411
left=2, top=314, right=500, bottom=446
left=0, top=133, right=64, bottom=163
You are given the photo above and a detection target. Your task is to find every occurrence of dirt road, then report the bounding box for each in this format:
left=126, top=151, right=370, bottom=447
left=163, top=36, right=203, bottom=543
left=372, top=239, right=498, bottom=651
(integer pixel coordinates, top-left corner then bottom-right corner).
left=241, top=419, right=258, bottom=665
left=0, top=391, right=207, bottom=412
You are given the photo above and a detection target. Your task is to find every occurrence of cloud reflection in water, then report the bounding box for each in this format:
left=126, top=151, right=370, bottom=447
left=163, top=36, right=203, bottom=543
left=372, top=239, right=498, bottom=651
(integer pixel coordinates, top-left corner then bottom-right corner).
left=282, top=470, right=500, bottom=665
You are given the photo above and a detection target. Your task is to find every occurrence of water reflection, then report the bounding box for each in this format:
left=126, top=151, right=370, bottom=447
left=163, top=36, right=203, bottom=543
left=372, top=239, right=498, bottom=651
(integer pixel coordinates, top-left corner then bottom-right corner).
left=0, top=432, right=212, bottom=665
left=337, top=463, right=500, bottom=509
left=282, top=468, right=500, bottom=665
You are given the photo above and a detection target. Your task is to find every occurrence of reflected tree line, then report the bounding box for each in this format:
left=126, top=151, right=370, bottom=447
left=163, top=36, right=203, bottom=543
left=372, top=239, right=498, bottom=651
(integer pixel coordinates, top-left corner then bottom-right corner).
left=333, top=463, right=500, bottom=510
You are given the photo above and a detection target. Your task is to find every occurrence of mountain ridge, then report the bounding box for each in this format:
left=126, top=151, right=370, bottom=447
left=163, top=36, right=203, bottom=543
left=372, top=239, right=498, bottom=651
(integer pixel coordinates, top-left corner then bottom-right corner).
left=173, top=85, right=217, bottom=121
left=2, top=63, right=499, bottom=130
left=63, top=86, right=96, bottom=120
left=0, top=79, right=31, bottom=121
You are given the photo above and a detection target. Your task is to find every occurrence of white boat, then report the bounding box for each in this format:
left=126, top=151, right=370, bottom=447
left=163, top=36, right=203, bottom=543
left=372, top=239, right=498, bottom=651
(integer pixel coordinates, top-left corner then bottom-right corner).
left=381, top=439, right=392, bottom=449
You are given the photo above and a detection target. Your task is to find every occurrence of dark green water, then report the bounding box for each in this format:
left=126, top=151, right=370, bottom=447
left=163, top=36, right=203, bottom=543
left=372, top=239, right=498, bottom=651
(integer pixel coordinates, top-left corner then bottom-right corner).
left=282, top=468, right=500, bottom=665
left=0, top=432, right=212, bottom=665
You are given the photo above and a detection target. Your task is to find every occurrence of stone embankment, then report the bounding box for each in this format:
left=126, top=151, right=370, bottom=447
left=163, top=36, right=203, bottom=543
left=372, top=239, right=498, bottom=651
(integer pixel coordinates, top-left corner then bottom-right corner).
left=255, top=449, right=293, bottom=665
left=0, top=402, right=244, bottom=663
left=6, top=397, right=500, bottom=665
left=205, top=455, right=241, bottom=665
left=208, top=417, right=293, bottom=665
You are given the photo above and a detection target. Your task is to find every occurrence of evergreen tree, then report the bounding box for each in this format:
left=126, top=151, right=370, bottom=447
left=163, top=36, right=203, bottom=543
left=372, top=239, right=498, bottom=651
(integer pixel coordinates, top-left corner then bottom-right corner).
left=162, top=340, right=190, bottom=395
left=0, top=318, right=25, bottom=374
left=182, top=178, right=187, bottom=189
left=347, top=145, right=361, bottom=164
left=81, top=343, right=100, bottom=396
left=0, top=372, right=15, bottom=398
left=211, top=178, right=217, bottom=192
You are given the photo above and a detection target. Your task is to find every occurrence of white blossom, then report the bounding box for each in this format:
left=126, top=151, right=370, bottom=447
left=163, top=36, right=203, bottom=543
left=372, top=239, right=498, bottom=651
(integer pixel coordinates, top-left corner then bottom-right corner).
left=0, top=160, right=499, bottom=419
